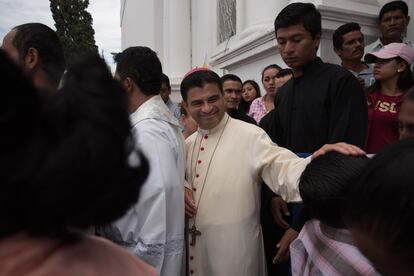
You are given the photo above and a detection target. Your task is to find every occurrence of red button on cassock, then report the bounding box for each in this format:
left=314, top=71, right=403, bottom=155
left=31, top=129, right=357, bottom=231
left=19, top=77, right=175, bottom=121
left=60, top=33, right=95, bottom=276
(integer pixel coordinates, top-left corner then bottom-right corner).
left=190, top=269, right=194, bottom=274
left=197, top=160, right=202, bottom=164
left=196, top=174, right=200, bottom=178
left=204, top=135, right=208, bottom=139
left=190, top=256, right=194, bottom=260
left=193, top=187, right=197, bottom=191
left=200, top=147, right=205, bottom=151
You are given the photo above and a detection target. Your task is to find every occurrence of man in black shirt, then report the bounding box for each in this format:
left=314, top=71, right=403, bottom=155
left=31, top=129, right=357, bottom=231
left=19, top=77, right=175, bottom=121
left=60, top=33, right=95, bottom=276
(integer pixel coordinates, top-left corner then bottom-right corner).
left=264, top=2, right=368, bottom=270
left=221, top=74, right=256, bottom=125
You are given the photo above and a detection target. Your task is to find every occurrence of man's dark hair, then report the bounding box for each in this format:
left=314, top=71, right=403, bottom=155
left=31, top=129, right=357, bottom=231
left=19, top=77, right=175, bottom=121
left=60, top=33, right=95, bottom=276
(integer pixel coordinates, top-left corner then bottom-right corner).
left=180, top=70, right=222, bottom=101
left=221, top=74, right=242, bottom=85
left=379, top=0, right=409, bottom=21
left=332, top=22, right=362, bottom=50
left=299, top=152, right=369, bottom=228
left=0, top=51, right=149, bottom=240
left=114, top=46, right=162, bottom=96
left=162, top=73, right=171, bottom=91
left=343, top=138, right=414, bottom=270
left=276, top=68, right=293, bottom=78
left=274, top=2, right=322, bottom=39
left=261, top=64, right=282, bottom=81
left=13, top=23, right=65, bottom=87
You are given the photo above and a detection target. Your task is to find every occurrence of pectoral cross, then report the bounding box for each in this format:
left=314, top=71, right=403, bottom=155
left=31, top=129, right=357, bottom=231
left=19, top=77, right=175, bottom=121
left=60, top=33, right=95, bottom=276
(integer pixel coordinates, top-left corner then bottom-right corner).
left=189, top=225, right=201, bottom=246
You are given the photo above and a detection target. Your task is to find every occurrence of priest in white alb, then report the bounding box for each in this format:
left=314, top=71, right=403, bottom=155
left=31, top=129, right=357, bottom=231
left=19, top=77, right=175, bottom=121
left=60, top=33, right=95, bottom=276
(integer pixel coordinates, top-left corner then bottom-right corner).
left=180, top=68, right=365, bottom=276
left=98, top=47, right=186, bottom=276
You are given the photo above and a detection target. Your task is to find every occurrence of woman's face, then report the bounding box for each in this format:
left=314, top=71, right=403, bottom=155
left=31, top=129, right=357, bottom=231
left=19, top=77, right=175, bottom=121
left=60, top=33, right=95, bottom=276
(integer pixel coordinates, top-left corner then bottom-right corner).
left=242, top=83, right=258, bottom=103
left=373, top=58, right=405, bottom=82
left=262, top=68, right=279, bottom=97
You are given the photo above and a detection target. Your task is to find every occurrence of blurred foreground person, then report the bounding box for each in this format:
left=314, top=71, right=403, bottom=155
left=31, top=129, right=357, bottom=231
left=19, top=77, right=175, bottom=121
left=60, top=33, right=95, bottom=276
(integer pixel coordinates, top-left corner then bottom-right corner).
left=0, top=50, right=156, bottom=276
left=344, top=138, right=414, bottom=276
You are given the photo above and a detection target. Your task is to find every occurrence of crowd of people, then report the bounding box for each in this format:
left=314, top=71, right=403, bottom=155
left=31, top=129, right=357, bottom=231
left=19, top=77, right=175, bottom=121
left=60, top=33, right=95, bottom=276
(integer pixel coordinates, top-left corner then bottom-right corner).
left=1, top=1, right=414, bottom=276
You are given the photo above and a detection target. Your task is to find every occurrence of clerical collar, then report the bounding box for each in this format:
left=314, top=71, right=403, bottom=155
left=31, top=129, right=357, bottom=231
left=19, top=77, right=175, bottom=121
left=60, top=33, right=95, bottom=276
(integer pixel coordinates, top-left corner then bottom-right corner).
left=198, top=113, right=229, bottom=135
left=301, top=57, right=323, bottom=75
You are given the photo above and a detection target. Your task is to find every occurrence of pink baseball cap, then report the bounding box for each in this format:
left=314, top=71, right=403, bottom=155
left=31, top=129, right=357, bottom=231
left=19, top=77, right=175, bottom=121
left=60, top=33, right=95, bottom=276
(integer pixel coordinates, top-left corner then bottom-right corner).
left=365, top=43, right=414, bottom=65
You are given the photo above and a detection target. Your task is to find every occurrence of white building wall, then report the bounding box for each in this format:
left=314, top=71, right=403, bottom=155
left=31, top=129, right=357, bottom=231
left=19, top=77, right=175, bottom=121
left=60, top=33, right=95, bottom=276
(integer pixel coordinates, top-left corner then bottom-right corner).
left=121, top=0, right=414, bottom=101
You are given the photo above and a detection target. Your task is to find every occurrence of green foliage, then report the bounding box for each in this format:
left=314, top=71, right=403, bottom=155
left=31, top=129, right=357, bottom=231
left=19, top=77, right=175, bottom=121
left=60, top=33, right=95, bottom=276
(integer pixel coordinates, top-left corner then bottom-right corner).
left=50, top=0, right=98, bottom=59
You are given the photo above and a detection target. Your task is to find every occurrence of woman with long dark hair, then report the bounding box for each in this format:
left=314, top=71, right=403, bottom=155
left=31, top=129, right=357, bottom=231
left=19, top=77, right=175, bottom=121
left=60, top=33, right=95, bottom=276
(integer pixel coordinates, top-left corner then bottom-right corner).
left=364, top=43, right=414, bottom=153
left=238, top=80, right=261, bottom=114
left=249, top=64, right=282, bottom=123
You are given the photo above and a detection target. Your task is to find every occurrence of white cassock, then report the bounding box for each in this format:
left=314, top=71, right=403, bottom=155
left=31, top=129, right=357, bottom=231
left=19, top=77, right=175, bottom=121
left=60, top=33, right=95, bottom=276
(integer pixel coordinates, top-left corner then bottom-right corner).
left=99, top=95, right=186, bottom=276
left=185, top=113, right=310, bottom=276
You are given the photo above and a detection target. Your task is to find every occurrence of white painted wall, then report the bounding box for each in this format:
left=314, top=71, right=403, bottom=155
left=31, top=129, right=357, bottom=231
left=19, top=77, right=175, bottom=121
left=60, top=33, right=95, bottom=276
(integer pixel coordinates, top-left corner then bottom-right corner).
left=121, top=0, right=414, bottom=102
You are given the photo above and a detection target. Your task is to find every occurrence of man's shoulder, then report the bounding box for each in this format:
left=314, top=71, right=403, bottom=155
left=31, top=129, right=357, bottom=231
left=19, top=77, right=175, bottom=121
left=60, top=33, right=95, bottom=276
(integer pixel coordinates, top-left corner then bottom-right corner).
left=320, top=61, right=353, bottom=76
left=229, top=109, right=257, bottom=125
left=228, top=116, right=264, bottom=136
left=134, top=118, right=181, bottom=143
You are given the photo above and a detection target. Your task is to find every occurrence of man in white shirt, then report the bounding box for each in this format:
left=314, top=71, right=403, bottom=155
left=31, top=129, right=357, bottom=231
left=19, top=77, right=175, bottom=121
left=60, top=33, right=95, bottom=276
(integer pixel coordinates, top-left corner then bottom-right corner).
left=99, top=46, right=185, bottom=276
left=333, top=22, right=375, bottom=88
left=365, top=1, right=412, bottom=55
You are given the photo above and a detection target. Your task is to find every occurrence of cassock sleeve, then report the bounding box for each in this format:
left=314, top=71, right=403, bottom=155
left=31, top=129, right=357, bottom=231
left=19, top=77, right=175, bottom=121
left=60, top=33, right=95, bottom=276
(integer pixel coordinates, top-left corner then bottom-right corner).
left=103, top=121, right=184, bottom=273
left=327, top=74, right=368, bottom=148
left=250, top=129, right=311, bottom=202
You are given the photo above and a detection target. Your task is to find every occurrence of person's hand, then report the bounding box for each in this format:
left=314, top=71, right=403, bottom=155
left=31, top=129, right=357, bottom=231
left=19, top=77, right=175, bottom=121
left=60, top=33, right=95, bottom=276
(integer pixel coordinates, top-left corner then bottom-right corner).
left=185, top=187, right=197, bottom=218
left=271, top=196, right=290, bottom=229
left=312, top=142, right=365, bottom=160
left=273, top=228, right=298, bottom=264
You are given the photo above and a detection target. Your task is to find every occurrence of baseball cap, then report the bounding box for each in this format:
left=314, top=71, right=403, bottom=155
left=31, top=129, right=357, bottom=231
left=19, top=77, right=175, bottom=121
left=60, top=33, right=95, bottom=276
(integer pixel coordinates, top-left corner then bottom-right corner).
left=365, top=43, right=414, bottom=65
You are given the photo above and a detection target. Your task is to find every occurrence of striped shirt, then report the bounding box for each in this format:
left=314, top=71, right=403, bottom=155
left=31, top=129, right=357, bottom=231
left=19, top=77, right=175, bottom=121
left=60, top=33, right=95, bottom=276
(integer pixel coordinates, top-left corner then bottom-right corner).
left=248, top=96, right=268, bottom=123
left=290, top=219, right=379, bottom=276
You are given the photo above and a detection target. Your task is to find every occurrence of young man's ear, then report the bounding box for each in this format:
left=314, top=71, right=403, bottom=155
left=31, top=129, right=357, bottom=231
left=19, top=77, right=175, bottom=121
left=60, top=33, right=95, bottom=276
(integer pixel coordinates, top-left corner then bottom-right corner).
left=313, top=33, right=321, bottom=50
left=334, top=47, right=342, bottom=58
left=122, top=77, right=134, bottom=94
left=24, top=47, right=39, bottom=71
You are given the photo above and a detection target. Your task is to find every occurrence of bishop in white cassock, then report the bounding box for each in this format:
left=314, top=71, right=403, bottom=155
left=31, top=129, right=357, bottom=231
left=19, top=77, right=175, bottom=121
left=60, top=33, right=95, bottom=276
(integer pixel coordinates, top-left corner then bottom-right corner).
left=181, top=69, right=364, bottom=276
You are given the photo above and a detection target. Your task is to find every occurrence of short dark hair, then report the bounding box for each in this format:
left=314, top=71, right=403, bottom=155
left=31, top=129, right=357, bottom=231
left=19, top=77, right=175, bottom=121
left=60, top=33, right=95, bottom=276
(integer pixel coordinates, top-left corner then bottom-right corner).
left=114, top=46, right=163, bottom=96
left=162, top=73, right=171, bottom=91
left=261, top=64, right=282, bottom=82
left=180, top=105, right=188, bottom=116
left=0, top=52, right=149, bottom=240
left=332, top=22, right=362, bottom=50
left=379, top=0, right=409, bottom=21
left=274, top=2, right=322, bottom=39
left=299, top=152, right=369, bottom=228
left=276, top=68, right=293, bottom=78
left=221, top=74, right=242, bottom=85
left=343, top=138, right=414, bottom=270
left=13, top=23, right=65, bottom=87
left=180, top=70, right=222, bottom=101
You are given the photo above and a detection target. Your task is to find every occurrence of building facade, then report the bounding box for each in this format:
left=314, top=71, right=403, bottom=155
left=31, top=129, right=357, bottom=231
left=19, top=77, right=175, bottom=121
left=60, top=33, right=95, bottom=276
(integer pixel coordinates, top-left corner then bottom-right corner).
left=120, top=0, right=414, bottom=100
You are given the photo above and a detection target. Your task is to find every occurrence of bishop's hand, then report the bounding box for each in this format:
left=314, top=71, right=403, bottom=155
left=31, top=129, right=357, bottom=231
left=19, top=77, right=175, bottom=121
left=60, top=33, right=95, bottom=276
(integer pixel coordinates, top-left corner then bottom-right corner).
left=185, top=187, right=197, bottom=218
left=312, top=142, right=365, bottom=160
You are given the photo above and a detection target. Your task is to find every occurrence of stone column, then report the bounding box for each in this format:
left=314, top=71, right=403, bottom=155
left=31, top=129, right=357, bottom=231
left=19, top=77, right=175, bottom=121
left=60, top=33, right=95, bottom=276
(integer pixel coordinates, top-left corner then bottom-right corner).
left=163, top=0, right=191, bottom=94
left=237, top=0, right=289, bottom=39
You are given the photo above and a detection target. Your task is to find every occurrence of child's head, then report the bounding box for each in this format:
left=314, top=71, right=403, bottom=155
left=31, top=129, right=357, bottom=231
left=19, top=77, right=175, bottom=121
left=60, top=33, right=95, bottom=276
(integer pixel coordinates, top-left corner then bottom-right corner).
left=299, top=152, right=369, bottom=228
left=343, top=138, right=414, bottom=276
